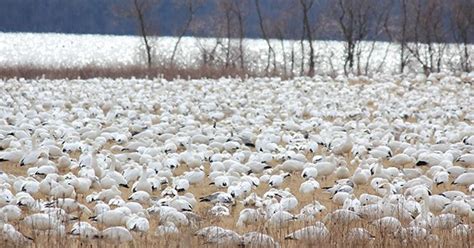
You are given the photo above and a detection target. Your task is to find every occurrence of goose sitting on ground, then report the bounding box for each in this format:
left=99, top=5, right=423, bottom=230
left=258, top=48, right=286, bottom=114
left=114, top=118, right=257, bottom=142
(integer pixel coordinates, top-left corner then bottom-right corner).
left=195, top=226, right=241, bottom=246
left=452, top=172, right=474, bottom=186
left=1, top=215, right=33, bottom=245
left=69, top=221, right=100, bottom=240
left=95, top=226, right=133, bottom=243
left=285, top=222, right=329, bottom=242
left=241, top=231, right=280, bottom=248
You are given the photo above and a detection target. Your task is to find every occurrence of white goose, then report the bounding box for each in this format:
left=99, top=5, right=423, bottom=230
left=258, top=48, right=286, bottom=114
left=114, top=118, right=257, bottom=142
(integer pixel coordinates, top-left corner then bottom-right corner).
left=97, top=226, right=133, bottom=243
left=285, top=222, right=329, bottom=242
left=69, top=221, right=100, bottom=240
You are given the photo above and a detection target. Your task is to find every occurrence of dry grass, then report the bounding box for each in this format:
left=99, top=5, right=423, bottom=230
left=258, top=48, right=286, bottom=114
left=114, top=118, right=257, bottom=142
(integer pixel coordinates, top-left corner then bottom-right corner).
left=0, top=65, right=289, bottom=81
left=1, top=144, right=473, bottom=248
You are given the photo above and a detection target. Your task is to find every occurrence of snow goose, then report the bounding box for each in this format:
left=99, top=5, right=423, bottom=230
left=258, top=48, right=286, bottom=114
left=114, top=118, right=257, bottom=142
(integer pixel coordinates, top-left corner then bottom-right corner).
left=266, top=210, right=297, bottom=228
left=173, top=178, right=190, bottom=192
left=301, top=166, right=318, bottom=179
left=433, top=170, right=449, bottom=186
left=372, top=216, right=402, bottom=233
left=299, top=178, right=320, bottom=194
left=432, top=213, right=460, bottom=230
left=389, top=153, right=415, bottom=168
left=155, top=222, right=179, bottom=236
left=331, top=133, right=353, bottom=156
left=268, top=173, right=290, bottom=188
left=22, top=213, right=62, bottom=231
left=67, top=177, right=92, bottom=195
left=331, top=191, right=353, bottom=206
left=343, top=195, right=361, bottom=212
left=359, top=193, right=382, bottom=206
left=90, top=208, right=131, bottom=227
left=442, top=196, right=472, bottom=217
left=208, top=203, right=230, bottom=217
left=346, top=227, right=375, bottom=243
left=285, top=223, right=329, bottom=242
left=335, top=162, right=350, bottom=179
left=0, top=205, right=22, bottom=221
left=351, top=167, right=370, bottom=186
left=126, top=213, right=150, bottom=232
left=199, top=192, right=234, bottom=205
left=236, top=208, right=265, bottom=227
left=452, top=172, right=474, bottom=186
left=323, top=209, right=361, bottom=225
left=69, top=221, right=100, bottom=240
left=456, top=154, right=474, bottom=167
left=102, top=153, right=128, bottom=188
left=195, top=226, right=241, bottom=246
left=0, top=215, right=33, bottom=245
left=241, top=232, right=280, bottom=248
left=315, top=156, right=336, bottom=180
left=96, top=226, right=133, bottom=243
left=159, top=209, right=189, bottom=227
left=297, top=201, right=326, bottom=221
left=183, top=167, right=205, bottom=184
left=128, top=190, right=151, bottom=204
left=0, top=147, right=25, bottom=164
left=132, top=165, right=153, bottom=193
left=275, top=159, right=304, bottom=172
left=451, top=224, right=472, bottom=238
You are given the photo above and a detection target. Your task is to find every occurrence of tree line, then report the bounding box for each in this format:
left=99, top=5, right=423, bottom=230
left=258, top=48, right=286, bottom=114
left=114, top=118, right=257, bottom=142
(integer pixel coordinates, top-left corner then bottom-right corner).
left=122, top=0, right=473, bottom=76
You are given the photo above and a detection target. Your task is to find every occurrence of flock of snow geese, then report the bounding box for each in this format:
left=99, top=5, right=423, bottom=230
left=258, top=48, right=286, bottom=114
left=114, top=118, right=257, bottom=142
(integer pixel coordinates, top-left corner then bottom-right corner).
left=0, top=73, right=473, bottom=247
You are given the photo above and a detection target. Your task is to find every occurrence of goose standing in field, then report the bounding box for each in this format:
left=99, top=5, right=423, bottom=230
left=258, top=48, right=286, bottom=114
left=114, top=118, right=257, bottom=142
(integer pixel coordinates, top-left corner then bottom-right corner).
left=132, top=165, right=152, bottom=193
left=315, top=155, right=337, bottom=180
left=236, top=208, right=265, bottom=227
left=331, top=133, right=353, bottom=156
left=19, top=133, right=43, bottom=167
left=352, top=167, right=370, bottom=186
left=299, top=178, right=320, bottom=194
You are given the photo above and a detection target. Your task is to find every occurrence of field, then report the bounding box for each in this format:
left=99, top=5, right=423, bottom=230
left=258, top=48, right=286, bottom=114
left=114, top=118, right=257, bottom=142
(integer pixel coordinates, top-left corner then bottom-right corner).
left=1, top=71, right=473, bottom=247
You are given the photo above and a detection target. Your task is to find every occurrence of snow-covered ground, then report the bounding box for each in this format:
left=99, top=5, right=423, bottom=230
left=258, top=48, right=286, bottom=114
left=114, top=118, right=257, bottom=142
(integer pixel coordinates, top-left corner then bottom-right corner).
left=1, top=32, right=471, bottom=75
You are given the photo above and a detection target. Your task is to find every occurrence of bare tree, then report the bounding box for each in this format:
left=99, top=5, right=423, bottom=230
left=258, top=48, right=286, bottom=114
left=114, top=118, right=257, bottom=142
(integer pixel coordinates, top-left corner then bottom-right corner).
left=132, top=0, right=157, bottom=68
left=397, top=0, right=410, bottom=73
left=298, top=0, right=317, bottom=76
left=268, top=1, right=302, bottom=77
left=255, top=0, right=276, bottom=74
left=331, top=0, right=372, bottom=74
left=170, top=0, right=203, bottom=66
left=231, top=0, right=248, bottom=71
left=362, top=0, right=392, bottom=75
left=406, top=0, right=447, bottom=75
left=450, top=0, right=474, bottom=72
